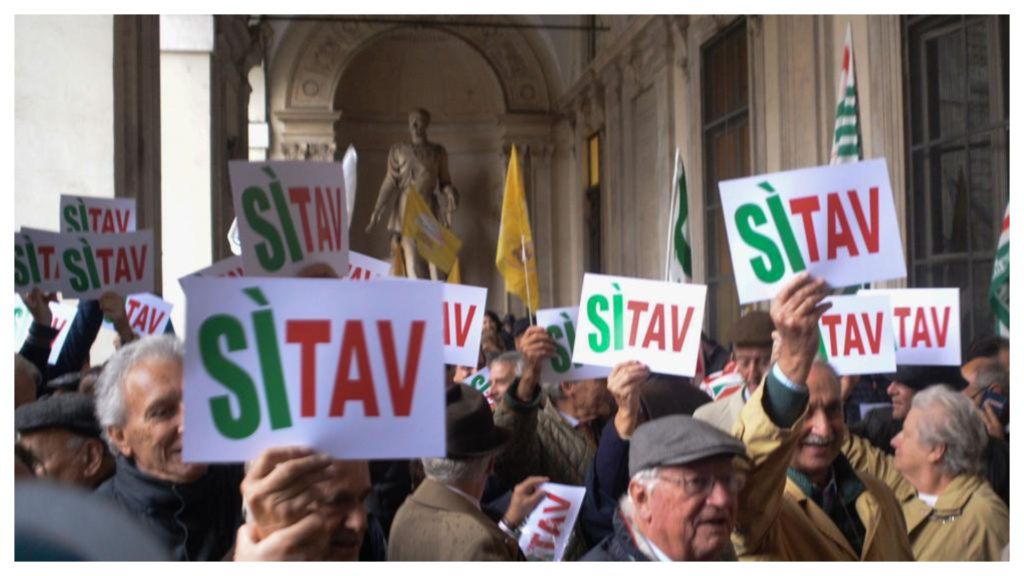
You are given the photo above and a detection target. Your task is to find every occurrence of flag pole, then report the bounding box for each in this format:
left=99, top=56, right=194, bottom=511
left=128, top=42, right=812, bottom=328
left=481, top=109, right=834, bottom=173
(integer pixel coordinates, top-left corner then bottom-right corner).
left=521, top=232, right=534, bottom=325
left=665, top=149, right=680, bottom=282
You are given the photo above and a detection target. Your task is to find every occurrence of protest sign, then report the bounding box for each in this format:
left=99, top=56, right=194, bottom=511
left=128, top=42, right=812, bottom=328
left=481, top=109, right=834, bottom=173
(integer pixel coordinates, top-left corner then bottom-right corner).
left=818, top=294, right=896, bottom=375
left=102, top=293, right=173, bottom=337
left=59, top=195, right=136, bottom=233
left=52, top=231, right=154, bottom=299
left=518, top=484, right=586, bottom=562
left=462, top=367, right=492, bottom=406
left=190, top=255, right=246, bottom=279
left=14, top=229, right=63, bottom=294
left=573, top=274, right=706, bottom=377
left=14, top=300, right=77, bottom=365
left=346, top=251, right=391, bottom=281
left=719, top=159, right=906, bottom=303
left=442, top=283, right=487, bottom=366
left=180, top=276, right=445, bottom=462
left=229, top=161, right=349, bottom=277
left=860, top=288, right=961, bottom=366
left=537, top=307, right=611, bottom=383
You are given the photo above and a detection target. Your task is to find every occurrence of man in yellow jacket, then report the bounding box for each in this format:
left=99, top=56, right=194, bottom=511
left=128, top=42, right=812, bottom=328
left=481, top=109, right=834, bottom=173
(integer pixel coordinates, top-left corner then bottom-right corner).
left=731, top=273, right=913, bottom=561
left=843, top=386, right=1009, bottom=560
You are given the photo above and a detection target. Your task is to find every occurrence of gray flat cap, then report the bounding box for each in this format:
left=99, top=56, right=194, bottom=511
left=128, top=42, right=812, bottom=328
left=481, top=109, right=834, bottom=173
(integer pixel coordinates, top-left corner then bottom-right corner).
left=628, top=415, right=747, bottom=476
left=15, top=394, right=100, bottom=438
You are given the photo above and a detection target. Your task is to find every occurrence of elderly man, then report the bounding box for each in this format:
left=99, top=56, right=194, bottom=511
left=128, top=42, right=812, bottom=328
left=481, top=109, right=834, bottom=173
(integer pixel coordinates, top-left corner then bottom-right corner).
left=487, top=351, right=522, bottom=407
left=233, top=447, right=386, bottom=561
left=732, top=273, right=913, bottom=561
left=16, top=393, right=114, bottom=488
left=842, top=386, right=1008, bottom=560
left=93, top=335, right=245, bottom=561
left=388, top=384, right=547, bottom=561
left=582, top=415, right=747, bottom=561
left=694, top=311, right=774, bottom=431
left=495, top=326, right=609, bottom=487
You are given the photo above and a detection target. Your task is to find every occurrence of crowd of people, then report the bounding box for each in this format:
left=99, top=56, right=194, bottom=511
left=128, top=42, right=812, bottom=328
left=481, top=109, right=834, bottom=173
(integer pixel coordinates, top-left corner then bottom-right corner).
left=13, top=272, right=1010, bottom=561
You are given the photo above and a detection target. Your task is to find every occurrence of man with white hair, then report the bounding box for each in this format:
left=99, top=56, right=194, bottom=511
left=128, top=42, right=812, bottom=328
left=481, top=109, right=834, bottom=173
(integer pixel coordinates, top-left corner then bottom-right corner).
left=94, top=335, right=339, bottom=562
left=582, top=414, right=747, bottom=561
left=843, top=386, right=1009, bottom=560
left=93, top=335, right=245, bottom=561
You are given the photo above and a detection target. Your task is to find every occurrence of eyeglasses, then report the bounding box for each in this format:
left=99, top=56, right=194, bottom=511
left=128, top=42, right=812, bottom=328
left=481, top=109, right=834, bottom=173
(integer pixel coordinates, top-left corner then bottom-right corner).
left=656, top=472, right=746, bottom=498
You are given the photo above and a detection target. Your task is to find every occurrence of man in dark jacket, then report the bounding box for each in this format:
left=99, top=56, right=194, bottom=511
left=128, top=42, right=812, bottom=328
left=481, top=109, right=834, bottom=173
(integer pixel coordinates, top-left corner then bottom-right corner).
left=93, top=334, right=243, bottom=561
left=582, top=414, right=746, bottom=561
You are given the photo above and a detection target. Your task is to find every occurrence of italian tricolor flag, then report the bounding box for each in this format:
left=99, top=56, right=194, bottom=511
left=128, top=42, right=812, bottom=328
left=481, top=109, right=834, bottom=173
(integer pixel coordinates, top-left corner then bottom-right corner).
left=990, top=203, right=1009, bottom=337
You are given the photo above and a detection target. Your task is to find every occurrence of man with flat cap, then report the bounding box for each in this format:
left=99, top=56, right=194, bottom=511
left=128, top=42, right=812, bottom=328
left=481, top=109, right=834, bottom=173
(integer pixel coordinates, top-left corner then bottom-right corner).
left=694, top=311, right=775, bottom=432
left=16, top=393, right=114, bottom=488
left=582, top=415, right=747, bottom=561
left=388, top=384, right=548, bottom=561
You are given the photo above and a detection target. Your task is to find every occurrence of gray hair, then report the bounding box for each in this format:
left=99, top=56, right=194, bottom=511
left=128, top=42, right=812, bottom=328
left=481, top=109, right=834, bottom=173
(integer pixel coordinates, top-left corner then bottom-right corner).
left=15, top=354, right=42, bottom=388
left=94, top=334, right=183, bottom=454
left=489, top=351, right=522, bottom=375
left=911, top=386, right=988, bottom=477
left=974, top=362, right=1009, bottom=399
left=620, top=467, right=660, bottom=517
left=421, top=456, right=490, bottom=487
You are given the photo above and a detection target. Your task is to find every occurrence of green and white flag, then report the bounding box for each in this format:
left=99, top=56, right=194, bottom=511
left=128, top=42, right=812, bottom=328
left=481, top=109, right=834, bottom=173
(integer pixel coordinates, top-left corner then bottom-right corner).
left=990, top=203, right=1009, bottom=337
left=666, top=148, right=692, bottom=283
left=830, top=23, right=861, bottom=165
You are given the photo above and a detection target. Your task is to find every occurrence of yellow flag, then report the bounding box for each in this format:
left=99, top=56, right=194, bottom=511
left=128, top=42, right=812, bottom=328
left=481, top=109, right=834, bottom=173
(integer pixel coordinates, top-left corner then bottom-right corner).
left=401, top=186, right=462, bottom=273
left=495, top=145, right=539, bottom=312
left=447, top=259, right=461, bottom=284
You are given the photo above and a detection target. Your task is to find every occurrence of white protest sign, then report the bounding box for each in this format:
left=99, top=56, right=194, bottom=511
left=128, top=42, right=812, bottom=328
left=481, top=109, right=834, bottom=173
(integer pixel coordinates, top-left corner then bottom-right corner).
left=463, top=367, right=491, bottom=391
left=537, top=307, right=611, bottom=383
left=14, top=301, right=77, bottom=365
left=719, top=159, right=906, bottom=304
left=229, top=161, right=349, bottom=277
left=462, top=367, right=493, bottom=406
left=518, top=483, right=586, bottom=562
left=180, top=276, right=445, bottom=462
left=573, top=274, right=707, bottom=377
left=442, top=283, right=487, bottom=366
left=190, top=255, right=246, bottom=279
left=346, top=251, right=391, bottom=281
left=859, top=288, right=961, bottom=366
left=102, top=292, right=173, bottom=337
left=818, top=294, right=896, bottom=375
left=14, top=229, right=63, bottom=294
left=52, top=231, right=154, bottom=299
left=59, top=195, right=136, bottom=233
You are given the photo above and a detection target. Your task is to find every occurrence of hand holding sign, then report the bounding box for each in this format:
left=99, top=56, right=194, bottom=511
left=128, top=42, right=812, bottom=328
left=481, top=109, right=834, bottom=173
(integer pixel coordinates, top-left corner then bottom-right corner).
left=608, top=361, right=649, bottom=439
left=771, top=272, right=832, bottom=386
left=241, top=447, right=333, bottom=542
left=20, top=287, right=56, bottom=326
left=513, top=326, right=556, bottom=403
left=505, top=476, right=550, bottom=527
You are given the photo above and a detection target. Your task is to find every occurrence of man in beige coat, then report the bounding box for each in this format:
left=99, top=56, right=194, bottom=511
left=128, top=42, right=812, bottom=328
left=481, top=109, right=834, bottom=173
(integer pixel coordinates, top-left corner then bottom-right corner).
left=388, top=384, right=547, bottom=561
left=694, top=311, right=774, bottom=432
left=732, top=273, right=913, bottom=561
left=843, top=386, right=1009, bottom=560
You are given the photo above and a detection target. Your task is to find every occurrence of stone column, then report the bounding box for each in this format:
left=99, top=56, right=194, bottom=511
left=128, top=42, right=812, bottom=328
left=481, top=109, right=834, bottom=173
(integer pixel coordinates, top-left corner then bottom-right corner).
left=114, top=15, right=162, bottom=291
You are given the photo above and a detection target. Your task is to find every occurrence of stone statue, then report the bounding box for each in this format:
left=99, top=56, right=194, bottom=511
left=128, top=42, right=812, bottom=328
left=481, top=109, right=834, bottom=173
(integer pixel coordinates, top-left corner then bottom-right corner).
left=365, top=108, right=459, bottom=279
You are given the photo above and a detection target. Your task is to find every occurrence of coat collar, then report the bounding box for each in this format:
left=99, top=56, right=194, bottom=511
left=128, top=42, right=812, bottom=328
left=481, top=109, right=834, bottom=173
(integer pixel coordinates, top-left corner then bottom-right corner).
left=903, top=474, right=986, bottom=532
left=106, top=454, right=214, bottom=512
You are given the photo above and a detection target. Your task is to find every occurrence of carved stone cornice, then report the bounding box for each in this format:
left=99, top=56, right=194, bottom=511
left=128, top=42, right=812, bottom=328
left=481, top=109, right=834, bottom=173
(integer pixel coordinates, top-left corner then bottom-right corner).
left=283, top=141, right=337, bottom=161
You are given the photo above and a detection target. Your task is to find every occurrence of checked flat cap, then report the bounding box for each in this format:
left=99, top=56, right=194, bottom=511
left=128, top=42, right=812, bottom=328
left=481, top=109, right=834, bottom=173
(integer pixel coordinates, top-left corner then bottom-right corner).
left=628, top=415, right=748, bottom=476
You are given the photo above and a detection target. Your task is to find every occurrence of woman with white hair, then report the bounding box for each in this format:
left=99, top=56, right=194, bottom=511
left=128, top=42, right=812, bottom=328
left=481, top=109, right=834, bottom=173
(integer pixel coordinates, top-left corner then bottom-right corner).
left=843, top=385, right=1008, bottom=560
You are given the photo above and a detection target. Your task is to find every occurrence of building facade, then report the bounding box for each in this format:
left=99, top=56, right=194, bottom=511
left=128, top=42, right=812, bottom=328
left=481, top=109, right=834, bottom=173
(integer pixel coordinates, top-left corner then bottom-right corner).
left=14, top=14, right=1009, bottom=348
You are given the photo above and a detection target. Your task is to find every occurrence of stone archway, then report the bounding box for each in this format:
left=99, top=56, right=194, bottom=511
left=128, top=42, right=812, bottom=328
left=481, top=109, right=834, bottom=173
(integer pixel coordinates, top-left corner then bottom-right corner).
left=268, top=16, right=563, bottom=310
